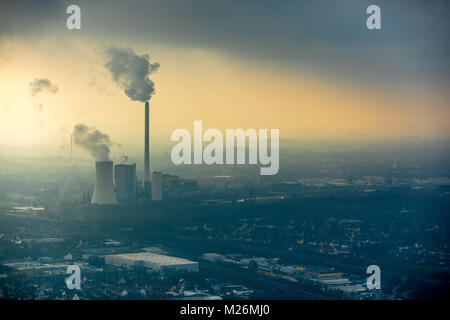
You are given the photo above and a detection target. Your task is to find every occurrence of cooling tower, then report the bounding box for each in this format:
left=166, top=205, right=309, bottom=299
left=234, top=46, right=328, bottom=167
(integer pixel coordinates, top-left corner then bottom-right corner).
left=114, top=163, right=137, bottom=203
left=91, top=161, right=117, bottom=205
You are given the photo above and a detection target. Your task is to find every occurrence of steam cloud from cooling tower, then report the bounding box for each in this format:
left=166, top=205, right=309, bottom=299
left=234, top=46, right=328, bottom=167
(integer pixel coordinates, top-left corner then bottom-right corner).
left=104, top=46, right=160, bottom=102
left=72, top=124, right=112, bottom=161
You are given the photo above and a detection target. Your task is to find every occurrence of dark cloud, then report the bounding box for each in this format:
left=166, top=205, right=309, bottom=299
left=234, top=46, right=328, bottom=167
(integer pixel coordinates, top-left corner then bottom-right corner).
left=104, top=46, right=159, bottom=102
left=29, top=78, right=58, bottom=97
left=72, top=123, right=112, bottom=161
left=0, top=0, right=65, bottom=38
left=1, top=0, right=449, bottom=87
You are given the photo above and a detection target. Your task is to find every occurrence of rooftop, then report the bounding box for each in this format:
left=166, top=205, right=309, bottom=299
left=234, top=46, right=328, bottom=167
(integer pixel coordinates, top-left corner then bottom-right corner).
left=104, top=252, right=197, bottom=267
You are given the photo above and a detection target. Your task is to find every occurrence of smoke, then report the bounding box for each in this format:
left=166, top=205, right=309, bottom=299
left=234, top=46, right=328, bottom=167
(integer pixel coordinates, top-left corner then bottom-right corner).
left=29, top=78, right=58, bottom=96
left=72, top=123, right=112, bottom=161
left=117, top=154, right=128, bottom=164
left=104, top=46, right=159, bottom=102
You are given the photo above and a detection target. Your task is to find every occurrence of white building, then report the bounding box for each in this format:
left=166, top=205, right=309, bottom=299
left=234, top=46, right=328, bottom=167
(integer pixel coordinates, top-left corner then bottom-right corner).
left=91, top=161, right=118, bottom=205
left=104, top=252, right=198, bottom=272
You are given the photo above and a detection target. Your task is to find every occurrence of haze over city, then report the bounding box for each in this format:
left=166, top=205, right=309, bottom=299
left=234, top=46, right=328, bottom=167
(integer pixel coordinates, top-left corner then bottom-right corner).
left=0, top=0, right=449, bottom=305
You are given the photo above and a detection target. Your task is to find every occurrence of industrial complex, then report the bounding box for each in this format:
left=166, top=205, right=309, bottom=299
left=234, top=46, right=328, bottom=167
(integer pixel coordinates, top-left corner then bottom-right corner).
left=90, top=101, right=198, bottom=205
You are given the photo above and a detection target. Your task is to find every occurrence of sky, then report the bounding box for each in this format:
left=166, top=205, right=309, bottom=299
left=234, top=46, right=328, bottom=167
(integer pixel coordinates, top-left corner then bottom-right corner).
left=0, top=0, right=449, bottom=158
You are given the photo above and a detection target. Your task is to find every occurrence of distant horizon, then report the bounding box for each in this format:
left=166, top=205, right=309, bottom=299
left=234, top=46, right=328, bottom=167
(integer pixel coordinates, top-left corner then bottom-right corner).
left=1, top=135, right=449, bottom=161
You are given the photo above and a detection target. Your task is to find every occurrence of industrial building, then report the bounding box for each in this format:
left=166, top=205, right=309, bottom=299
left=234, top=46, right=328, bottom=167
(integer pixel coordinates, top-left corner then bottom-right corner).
left=114, top=163, right=137, bottom=203
left=104, top=252, right=199, bottom=273
left=152, top=171, right=162, bottom=200
left=88, top=99, right=198, bottom=204
left=151, top=171, right=199, bottom=200
left=91, top=161, right=117, bottom=205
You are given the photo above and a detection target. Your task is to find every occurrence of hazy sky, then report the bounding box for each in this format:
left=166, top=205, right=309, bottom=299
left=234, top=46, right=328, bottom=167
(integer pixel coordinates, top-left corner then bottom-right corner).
left=0, top=0, right=449, bottom=157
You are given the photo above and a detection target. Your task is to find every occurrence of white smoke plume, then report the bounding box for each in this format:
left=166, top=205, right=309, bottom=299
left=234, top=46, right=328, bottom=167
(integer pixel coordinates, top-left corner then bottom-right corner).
left=72, top=123, right=112, bottom=161
left=104, top=46, right=159, bottom=102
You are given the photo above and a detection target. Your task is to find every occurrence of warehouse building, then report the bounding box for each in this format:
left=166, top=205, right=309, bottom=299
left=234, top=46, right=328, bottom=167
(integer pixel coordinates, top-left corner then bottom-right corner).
left=104, top=252, right=199, bottom=273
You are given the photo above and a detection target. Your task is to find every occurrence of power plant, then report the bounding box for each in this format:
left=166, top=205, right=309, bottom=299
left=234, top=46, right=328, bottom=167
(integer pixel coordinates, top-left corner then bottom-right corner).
left=90, top=101, right=151, bottom=204
left=87, top=102, right=197, bottom=205
left=91, top=161, right=118, bottom=205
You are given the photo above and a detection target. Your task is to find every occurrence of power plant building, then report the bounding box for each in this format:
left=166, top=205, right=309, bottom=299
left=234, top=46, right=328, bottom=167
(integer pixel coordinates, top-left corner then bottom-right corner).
left=152, top=171, right=162, bottom=201
left=104, top=252, right=199, bottom=273
left=114, top=163, right=137, bottom=203
left=91, top=161, right=117, bottom=205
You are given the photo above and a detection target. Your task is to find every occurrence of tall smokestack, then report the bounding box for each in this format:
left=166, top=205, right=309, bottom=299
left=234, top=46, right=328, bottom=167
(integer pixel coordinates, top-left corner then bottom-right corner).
left=144, top=101, right=150, bottom=189
left=91, top=161, right=117, bottom=205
